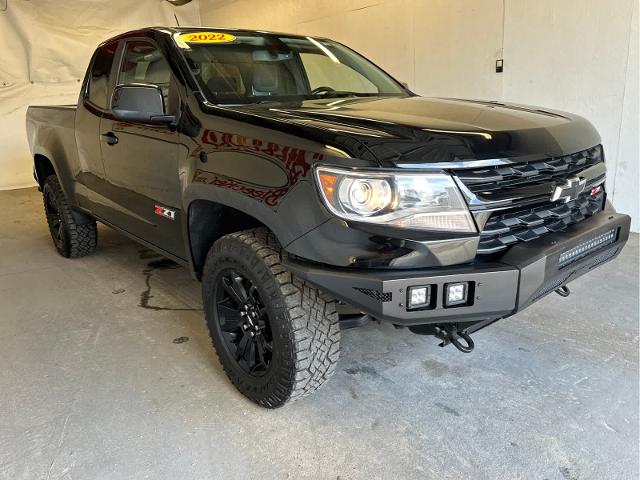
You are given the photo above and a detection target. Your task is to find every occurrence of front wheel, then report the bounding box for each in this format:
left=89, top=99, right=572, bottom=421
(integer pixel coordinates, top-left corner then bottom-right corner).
left=202, top=228, right=340, bottom=408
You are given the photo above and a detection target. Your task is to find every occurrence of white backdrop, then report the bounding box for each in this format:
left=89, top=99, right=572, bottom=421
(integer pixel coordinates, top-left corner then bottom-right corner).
left=200, top=0, right=639, bottom=232
left=1, top=0, right=637, bottom=231
left=0, top=0, right=201, bottom=190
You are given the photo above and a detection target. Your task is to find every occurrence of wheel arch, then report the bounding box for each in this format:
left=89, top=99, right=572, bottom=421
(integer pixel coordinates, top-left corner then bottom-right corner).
left=187, top=198, right=268, bottom=279
left=34, top=152, right=94, bottom=225
left=34, top=153, right=57, bottom=188
left=183, top=177, right=330, bottom=279
left=32, top=150, right=75, bottom=204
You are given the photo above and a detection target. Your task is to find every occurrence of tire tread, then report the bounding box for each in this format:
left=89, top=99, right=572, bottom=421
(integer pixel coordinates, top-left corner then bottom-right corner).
left=43, top=175, right=97, bottom=258
left=202, top=227, right=340, bottom=407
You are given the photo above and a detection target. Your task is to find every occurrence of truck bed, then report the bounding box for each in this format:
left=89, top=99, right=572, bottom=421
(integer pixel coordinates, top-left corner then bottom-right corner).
left=26, top=104, right=79, bottom=190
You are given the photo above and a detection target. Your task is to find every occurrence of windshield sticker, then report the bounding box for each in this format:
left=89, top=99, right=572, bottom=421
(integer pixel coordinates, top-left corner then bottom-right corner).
left=178, top=32, right=236, bottom=44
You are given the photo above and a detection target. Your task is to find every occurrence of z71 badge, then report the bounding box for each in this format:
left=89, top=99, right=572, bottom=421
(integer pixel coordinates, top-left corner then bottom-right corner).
left=154, top=205, right=176, bottom=220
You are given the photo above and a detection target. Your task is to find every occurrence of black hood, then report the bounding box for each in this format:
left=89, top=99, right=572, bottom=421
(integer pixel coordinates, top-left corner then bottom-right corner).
left=226, top=96, right=601, bottom=167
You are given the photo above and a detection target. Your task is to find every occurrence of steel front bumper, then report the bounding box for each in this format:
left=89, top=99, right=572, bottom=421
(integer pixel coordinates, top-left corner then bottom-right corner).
left=284, top=212, right=631, bottom=326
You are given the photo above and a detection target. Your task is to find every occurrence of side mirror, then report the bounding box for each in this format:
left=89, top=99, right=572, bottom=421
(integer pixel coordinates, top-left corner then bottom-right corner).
left=111, top=84, right=175, bottom=125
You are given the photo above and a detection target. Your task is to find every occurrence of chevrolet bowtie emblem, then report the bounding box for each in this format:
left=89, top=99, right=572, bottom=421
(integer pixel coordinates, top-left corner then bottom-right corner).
left=550, top=176, right=587, bottom=203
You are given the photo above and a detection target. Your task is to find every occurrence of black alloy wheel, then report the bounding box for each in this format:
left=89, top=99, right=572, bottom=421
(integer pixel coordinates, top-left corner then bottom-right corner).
left=202, top=228, right=340, bottom=408
left=215, top=269, right=274, bottom=377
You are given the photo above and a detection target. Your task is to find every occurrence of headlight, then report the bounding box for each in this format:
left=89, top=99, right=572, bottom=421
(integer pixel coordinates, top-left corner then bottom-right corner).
left=315, top=166, right=476, bottom=232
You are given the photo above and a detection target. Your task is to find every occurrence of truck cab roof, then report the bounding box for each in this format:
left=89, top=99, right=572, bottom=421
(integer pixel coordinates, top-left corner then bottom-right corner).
left=102, top=26, right=323, bottom=44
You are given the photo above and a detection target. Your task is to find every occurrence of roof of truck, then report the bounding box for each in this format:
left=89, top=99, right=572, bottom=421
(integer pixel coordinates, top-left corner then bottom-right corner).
left=114, top=26, right=324, bottom=41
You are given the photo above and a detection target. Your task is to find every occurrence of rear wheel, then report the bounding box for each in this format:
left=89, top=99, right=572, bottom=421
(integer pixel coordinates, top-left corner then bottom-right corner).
left=202, top=228, right=340, bottom=408
left=42, top=175, right=97, bottom=258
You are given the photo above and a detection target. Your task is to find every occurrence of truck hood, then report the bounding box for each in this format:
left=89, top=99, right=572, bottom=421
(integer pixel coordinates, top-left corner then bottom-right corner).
left=229, top=96, right=601, bottom=167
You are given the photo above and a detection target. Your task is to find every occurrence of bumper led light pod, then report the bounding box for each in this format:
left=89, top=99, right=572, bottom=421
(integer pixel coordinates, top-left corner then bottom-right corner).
left=445, top=282, right=469, bottom=307
left=407, top=285, right=433, bottom=310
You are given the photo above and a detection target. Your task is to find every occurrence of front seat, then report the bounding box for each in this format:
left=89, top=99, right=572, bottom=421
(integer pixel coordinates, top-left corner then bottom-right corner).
left=202, top=63, right=245, bottom=98
left=252, top=63, right=279, bottom=95
left=252, top=63, right=297, bottom=96
left=144, top=58, right=171, bottom=102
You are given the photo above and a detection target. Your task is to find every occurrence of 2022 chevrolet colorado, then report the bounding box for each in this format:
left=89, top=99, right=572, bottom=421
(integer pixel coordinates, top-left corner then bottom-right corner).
left=26, top=27, right=631, bottom=407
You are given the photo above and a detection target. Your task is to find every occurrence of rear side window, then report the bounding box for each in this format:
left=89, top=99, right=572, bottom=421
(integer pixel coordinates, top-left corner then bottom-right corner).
left=87, top=42, right=117, bottom=109
left=118, top=41, right=171, bottom=107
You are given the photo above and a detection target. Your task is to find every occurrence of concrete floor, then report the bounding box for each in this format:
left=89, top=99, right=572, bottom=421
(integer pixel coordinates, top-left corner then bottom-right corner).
left=0, top=187, right=638, bottom=480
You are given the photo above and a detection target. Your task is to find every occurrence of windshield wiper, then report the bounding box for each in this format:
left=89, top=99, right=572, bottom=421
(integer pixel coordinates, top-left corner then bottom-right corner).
left=312, top=90, right=364, bottom=99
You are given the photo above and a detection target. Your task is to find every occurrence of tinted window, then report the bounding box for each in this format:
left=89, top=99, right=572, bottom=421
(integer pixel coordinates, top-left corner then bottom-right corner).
left=118, top=41, right=171, bottom=107
left=88, top=42, right=117, bottom=109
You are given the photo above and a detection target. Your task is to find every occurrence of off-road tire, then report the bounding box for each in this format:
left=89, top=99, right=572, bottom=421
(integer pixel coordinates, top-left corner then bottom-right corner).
left=42, top=175, right=97, bottom=258
left=202, top=227, right=340, bottom=408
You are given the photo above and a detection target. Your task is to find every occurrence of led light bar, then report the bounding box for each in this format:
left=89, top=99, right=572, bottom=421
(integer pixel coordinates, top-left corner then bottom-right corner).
left=558, top=229, right=617, bottom=268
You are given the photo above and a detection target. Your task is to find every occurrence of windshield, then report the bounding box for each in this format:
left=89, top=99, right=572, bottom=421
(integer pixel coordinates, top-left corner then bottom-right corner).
left=174, top=31, right=408, bottom=104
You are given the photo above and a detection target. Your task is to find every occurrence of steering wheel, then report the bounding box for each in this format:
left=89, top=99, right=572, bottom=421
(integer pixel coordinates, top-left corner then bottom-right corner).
left=311, top=86, right=336, bottom=96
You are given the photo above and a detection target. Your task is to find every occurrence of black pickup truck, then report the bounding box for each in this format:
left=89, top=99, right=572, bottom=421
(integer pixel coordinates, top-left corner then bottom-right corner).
left=26, top=27, right=631, bottom=408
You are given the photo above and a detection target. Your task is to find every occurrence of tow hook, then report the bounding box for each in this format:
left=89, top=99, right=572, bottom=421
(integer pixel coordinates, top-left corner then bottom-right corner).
left=434, top=325, right=475, bottom=353
left=555, top=285, right=571, bottom=297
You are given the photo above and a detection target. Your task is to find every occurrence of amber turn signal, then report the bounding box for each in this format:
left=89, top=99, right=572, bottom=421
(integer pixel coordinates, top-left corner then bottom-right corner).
left=318, top=171, right=338, bottom=205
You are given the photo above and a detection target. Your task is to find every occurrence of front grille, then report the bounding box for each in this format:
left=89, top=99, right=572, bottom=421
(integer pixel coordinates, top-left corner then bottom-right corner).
left=477, top=190, right=604, bottom=254
left=454, top=145, right=607, bottom=257
left=457, top=145, right=603, bottom=196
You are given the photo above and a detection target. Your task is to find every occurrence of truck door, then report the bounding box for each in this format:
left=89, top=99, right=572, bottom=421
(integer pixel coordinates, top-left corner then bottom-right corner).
left=98, top=38, right=185, bottom=258
left=74, top=41, right=119, bottom=209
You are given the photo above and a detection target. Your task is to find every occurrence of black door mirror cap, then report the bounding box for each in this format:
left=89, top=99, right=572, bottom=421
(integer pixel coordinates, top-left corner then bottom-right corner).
left=112, top=110, right=176, bottom=126
left=149, top=114, right=176, bottom=125
left=111, top=84, right=174, bottom=125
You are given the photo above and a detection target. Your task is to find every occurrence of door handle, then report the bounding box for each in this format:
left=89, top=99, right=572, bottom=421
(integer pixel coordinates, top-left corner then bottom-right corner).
left=102, top=132, right=119, bottom=146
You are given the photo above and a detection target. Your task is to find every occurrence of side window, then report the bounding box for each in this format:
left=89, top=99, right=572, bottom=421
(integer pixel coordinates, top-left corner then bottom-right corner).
left=300, top=53, right=377, bottom=93
left=87, top=42, right=117, bottom=109
left=118, top=40, right=171, bottom=109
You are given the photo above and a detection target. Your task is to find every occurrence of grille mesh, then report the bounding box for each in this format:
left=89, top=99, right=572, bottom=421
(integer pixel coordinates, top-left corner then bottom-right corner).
left=530, top=272, right=573, bottom=303
left=585, top=246, right=619, bottom=270
left=354, top=288, right=392, bottom=303
left=457, top=145, right=603, bottom=195
left=477, top=190, right=604, bottom=254
left=454, top=145, right=606, bottom=256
